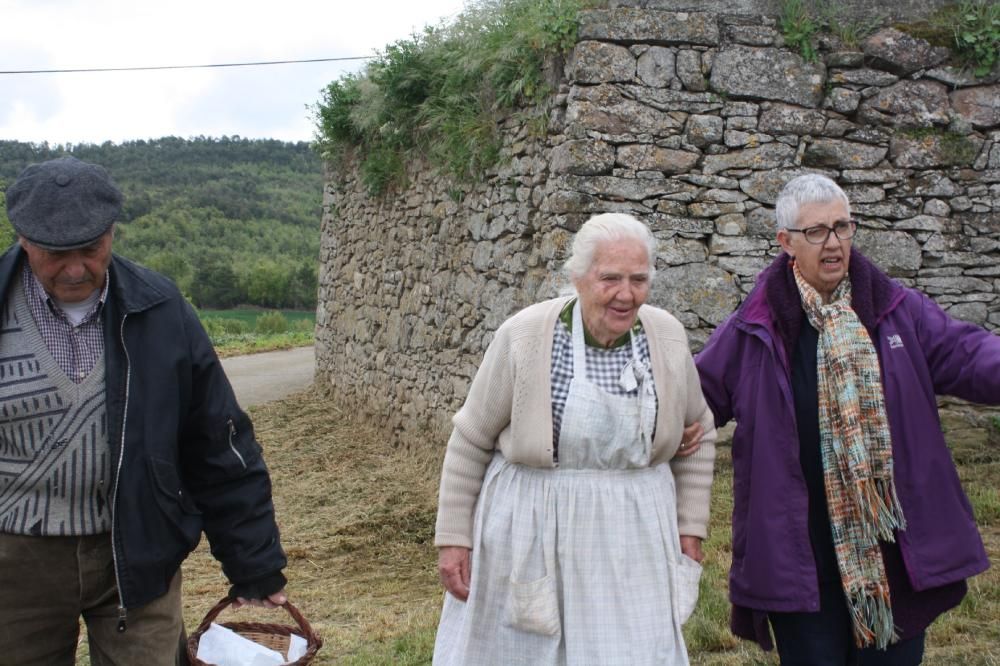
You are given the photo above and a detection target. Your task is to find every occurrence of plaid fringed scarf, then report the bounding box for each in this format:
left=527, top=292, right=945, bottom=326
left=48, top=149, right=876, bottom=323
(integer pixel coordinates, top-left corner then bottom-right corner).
left=792, top=261, right=907, bottom=649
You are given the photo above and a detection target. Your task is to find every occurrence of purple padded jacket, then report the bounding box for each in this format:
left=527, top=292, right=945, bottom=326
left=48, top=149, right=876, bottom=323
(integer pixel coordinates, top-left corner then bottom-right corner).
left=696, top=249, right=997, bottom=635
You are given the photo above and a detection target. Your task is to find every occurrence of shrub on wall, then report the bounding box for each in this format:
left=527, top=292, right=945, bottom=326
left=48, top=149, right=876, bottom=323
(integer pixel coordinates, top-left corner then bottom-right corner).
left=314, top=0, right=593, bottom=195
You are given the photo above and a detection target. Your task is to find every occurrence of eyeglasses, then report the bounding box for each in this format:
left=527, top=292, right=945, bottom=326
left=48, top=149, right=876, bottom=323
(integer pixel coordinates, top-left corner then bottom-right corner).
left=785, top=220, right=857, bottom=245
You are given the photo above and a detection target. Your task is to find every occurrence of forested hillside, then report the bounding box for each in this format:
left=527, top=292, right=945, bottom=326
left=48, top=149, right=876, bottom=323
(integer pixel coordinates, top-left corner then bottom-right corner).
left=0, top=137, right=323, bottom=309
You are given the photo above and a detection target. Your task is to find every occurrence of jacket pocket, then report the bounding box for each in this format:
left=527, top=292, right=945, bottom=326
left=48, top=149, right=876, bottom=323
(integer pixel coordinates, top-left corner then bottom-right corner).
left=675, top=554, right=702, bottom=625
left=222, top=415, right=262, bottom=472
left=148, top=456, right=202, bottom=549
left=505, top=574, right=561, bottom=636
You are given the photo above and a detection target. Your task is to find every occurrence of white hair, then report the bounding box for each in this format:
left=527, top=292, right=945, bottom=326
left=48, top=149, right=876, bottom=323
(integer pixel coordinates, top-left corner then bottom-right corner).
left=562, top=213, right=656, bottom=282
left=775, top=174, right=851, bottom=230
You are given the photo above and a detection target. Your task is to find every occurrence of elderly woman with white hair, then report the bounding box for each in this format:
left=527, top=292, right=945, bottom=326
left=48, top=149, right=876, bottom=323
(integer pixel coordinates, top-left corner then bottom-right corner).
left=696, top=173, right=1000, bottom=665
left=432, top=212, right=717, bottom=664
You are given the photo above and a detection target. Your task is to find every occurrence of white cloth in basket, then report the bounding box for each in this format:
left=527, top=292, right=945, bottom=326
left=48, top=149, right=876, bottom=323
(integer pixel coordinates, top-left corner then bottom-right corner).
left=196, top=622, right=307, bottom=666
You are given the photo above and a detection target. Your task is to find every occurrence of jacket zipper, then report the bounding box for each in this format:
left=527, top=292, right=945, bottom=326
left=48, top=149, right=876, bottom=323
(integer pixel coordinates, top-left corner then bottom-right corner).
left=228, top=418, right=247, bottom=469
left=111, top=313, right=131, bottom=632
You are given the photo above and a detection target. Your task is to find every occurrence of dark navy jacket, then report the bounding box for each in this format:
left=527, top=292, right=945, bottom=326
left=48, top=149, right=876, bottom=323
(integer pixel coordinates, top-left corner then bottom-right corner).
left=0, top=245, right=286, bottom=614
left=696, top=250, right=996, bottom=617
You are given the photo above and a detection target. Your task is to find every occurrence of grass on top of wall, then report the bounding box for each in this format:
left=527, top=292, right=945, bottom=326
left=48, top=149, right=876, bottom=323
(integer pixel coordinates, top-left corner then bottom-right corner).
left=313, top=0, right=594, bottom=196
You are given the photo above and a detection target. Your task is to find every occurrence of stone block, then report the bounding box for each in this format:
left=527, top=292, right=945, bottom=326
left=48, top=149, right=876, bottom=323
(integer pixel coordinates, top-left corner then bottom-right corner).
left=689, top=201, right=746, bottom=217
left=759, top=103, right=827, bottom=135
left=862, top=28, right=948, bottom=76
left=579, top=8, right=720, bottom=45
left=803, top=139, right=887, bottom=169
left=648, top=214, right=715, bottom=234
left=558, top=174, right=698, bottom=201
left=651, top=263, right=741, bottom=325
left=853, top=229, right=921, bottom=275
left=829, top=68, right=899, bottom=86
left=571, top=41, right=636, bottom=83
left=824, top=88, right=862, bottom=114
left=858, top=81, right=951, bottom=129
left=637, top=46, right=676, bottom=87
left=676, top=49, right=707, bottom=91
left=843, top=185, right=885, bottom=203
left=724, top=24, right=779, bottom=46
left=702, top=143, right=796, bottom=175
left=945, top=301, right=989, bottom=325
left=950, top=85, right=1000, bottom=129
left=739, top=168, right=823, bottom=204
left=923, top=199, right=951, bottom=217
left=617, top=144, right=701, bottom=173
left=655, top=235, right=710, bottom=265
left=549, top=139, right=615, bottom=175
left=715, top=213, right=747, bottom=235
left=567, top=84, right=684, bottom=136
left=889, top=133, right=985, bottom=169
left=685, top=114, right=724, bottom=146
left=709, top=46, right=826, bottom=108
left=709, top=235, right=771, bottom=254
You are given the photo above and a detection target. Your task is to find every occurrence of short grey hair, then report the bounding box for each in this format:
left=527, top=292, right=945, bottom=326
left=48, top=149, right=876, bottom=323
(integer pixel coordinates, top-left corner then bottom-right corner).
left=563, top=213, right=656, bottom=281
left=775, top=174, right=851, bottom=230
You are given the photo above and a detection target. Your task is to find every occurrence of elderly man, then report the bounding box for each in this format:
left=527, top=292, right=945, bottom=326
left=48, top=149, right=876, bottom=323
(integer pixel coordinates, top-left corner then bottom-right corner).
left=0, top=157, right=287, bottom=665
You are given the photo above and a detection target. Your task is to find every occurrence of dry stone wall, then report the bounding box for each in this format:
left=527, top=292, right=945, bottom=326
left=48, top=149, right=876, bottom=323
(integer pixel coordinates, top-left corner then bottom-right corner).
left=317, top=5, right=1000, bottom=443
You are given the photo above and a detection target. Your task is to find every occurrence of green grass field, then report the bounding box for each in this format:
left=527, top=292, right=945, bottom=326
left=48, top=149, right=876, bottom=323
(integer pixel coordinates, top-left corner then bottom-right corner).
left=198, top=308, right=315, bottom=356
left=199, top=308, right=317, bottom=326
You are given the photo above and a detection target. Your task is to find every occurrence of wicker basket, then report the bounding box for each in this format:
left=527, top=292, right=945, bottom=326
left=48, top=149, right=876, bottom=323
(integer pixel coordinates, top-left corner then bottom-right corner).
left=186, top=597, right=322, bottom=666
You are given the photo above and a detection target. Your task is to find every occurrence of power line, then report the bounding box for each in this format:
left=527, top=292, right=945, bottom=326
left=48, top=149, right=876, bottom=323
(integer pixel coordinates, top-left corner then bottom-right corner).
left=0, top=56, right=373, bottom=75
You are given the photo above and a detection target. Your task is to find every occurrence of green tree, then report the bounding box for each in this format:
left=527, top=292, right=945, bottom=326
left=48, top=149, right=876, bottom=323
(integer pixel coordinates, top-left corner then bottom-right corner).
left=190, top=255, right=244, bottom=308
left=0, top=137, right=323, bottom=309
left=143, top=251, right=193, bottom=294
left=243, top=259, right=290, bottom=309
left=0, top=182, right=14, bottom=250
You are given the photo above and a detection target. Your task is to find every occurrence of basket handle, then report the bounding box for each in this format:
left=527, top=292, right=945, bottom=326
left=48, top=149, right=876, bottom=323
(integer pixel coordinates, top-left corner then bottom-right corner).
left=192, top=596, right=320, bottom=644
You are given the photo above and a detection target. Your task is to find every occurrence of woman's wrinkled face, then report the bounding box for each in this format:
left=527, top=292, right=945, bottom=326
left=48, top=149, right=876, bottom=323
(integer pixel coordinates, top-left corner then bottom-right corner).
left=573, top=238, right=651, bottom=347
left=778, top=199, right=852, bottom=303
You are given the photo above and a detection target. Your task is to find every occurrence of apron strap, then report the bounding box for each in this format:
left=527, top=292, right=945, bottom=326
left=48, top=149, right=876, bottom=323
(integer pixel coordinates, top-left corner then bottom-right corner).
left=570, top=299, right=588, bottom=377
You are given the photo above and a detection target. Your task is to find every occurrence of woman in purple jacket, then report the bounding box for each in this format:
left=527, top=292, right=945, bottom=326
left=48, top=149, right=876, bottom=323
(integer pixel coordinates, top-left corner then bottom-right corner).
left=695, top=174, right=1000, bottom=665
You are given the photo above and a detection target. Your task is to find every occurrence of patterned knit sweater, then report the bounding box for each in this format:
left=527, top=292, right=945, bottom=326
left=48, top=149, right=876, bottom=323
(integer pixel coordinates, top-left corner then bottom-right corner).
left=0, top=281, right=110, bottom=536
left=434, top=297, right=717, bottom=549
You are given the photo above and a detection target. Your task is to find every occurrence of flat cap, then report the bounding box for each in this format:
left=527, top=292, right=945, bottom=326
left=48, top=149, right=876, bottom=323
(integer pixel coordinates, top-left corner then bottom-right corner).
left=5, top=156, right=123, bottom=250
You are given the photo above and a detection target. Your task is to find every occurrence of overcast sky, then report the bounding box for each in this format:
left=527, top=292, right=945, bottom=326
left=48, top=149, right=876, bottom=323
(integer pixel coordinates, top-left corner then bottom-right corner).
left=1, top=0, right=467, bottom=145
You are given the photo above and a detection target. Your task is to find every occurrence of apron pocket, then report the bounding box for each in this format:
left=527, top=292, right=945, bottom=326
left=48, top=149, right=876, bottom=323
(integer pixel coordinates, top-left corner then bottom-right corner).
left=506, top=574, right=561, bottom=636
left=676, top=554, right=702, bottom=625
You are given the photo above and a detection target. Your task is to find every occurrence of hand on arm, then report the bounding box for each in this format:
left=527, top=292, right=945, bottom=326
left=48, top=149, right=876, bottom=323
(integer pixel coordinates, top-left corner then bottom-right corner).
left=677, top=421, right=704, bottom=457
left=438, top=546, right=472, bottom=601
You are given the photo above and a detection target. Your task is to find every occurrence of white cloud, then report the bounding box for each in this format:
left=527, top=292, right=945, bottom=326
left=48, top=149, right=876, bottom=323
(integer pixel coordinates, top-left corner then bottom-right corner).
left=0, top=0, right=466, bottom=144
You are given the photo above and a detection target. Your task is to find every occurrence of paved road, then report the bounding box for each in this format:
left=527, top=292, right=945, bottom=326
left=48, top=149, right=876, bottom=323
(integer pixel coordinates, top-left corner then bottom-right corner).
left=220, top=346, right=315, bottom=408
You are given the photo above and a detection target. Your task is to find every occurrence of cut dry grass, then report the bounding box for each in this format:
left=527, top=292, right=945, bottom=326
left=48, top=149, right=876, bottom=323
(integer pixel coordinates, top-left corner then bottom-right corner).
left=180, top=389, right=445, bottom=664
left=77, top=391, right=999, bottom=664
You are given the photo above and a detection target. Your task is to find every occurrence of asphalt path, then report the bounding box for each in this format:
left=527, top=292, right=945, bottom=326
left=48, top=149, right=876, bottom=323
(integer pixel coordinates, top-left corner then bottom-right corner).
left=220, top=346, right=315, bottom=408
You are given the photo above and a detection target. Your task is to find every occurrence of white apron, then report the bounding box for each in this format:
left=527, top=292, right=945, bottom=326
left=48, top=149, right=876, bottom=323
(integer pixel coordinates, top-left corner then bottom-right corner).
left=434, top=302, right=700, bottom=665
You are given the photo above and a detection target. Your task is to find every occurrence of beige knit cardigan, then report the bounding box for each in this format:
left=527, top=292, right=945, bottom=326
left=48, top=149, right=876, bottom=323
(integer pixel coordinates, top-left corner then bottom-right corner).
left=434, top=297, right=717, bottom=549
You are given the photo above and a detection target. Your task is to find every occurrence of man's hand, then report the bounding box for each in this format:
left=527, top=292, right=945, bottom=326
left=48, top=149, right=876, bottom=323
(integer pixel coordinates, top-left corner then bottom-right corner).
left=232, top=588, right=288, bottom=609
left=438, top=546, right=472, bottom=601
left=677, top=421, right=704, bottom=457
left=680, top=536, right=704, bottom=563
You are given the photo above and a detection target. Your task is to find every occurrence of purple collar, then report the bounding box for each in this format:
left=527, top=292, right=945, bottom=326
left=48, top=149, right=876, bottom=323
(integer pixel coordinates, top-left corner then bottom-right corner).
left=735, top=249, right=904, bottom=366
